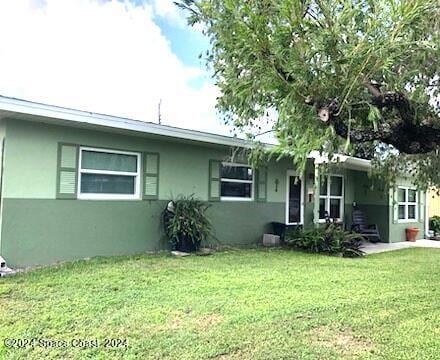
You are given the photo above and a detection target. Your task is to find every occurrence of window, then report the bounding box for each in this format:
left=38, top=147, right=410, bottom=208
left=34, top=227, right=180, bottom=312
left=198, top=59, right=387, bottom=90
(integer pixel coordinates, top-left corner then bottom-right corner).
left=397, top=187, right=418, bottom=222
left=319, top=175, right=344, bottom=221
left=220, top=163, right=253, bottom=201
left=78, top=147, right=141, bottom=200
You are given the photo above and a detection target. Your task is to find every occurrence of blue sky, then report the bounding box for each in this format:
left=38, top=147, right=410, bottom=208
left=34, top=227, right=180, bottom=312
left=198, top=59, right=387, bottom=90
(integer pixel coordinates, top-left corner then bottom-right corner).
left=154, top=16, right=211, bottom=89
left=0, top=0, right=228, bottom=135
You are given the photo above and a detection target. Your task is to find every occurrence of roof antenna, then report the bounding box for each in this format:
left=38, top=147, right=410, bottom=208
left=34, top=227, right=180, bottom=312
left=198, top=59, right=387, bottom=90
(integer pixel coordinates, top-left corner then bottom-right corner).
left=158, top=99, right=162, bottom=125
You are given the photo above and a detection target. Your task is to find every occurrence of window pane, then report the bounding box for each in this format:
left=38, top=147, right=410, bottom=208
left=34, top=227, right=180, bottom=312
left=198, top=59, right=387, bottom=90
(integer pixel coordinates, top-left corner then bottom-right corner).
left=221, top=181, right=252, bottom=198
left=398, top=188, right=406, bottom=202
left=319, top=198, right=326, bottom=219
left=288, top=177, right=301, bottom=223
left=408, top=205, right=416, bottom=219
left=330, top=176, right=343, bottom=196
left=82, top=150, right=137, bottom=172
left=320, top=176, right=328, bottom=196
left=81, top=174, right=135, bottom=194
left=408, top=189, right=417, bottom=203
left=329, top=199, right=341, bottom=219
left=221, top=165, right=252, bottom=181
left=398, top=205, right=405, bottom=219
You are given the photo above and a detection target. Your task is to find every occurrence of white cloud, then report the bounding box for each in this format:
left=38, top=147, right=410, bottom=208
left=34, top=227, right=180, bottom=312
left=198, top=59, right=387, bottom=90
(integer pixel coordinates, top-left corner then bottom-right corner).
left=152, top=0, right=187, bottom=27
left=0, top=0, right=228, bottom=135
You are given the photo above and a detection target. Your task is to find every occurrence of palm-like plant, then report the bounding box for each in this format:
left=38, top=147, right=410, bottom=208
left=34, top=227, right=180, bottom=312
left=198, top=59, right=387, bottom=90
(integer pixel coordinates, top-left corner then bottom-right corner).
left=163, top=195, right=212, bottom=252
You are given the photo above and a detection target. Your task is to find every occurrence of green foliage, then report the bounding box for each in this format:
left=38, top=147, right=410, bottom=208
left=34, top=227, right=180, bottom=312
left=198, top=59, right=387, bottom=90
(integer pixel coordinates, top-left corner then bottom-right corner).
left=163, top=195, right=212, bottom=248
left=285, top=224, right=365, bottom=257
left=178, top=0, right=440, bottom=187
left=429, top=216, right=440, bottom=235
left=371, top=150, right=440, bottom=190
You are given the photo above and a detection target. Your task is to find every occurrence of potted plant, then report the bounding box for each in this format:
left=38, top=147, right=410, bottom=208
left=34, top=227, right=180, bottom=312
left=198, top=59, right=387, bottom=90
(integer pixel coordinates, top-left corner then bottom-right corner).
left=162, top=195, right=212, bottom=252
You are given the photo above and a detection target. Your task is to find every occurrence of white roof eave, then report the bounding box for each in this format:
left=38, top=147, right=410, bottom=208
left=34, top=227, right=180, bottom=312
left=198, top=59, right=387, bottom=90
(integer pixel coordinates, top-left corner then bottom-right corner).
left=0, top=96, right=254, bottom=149
left=309, top=150, right=371, bottom=172
left=0, top=96, right=370, bottom=169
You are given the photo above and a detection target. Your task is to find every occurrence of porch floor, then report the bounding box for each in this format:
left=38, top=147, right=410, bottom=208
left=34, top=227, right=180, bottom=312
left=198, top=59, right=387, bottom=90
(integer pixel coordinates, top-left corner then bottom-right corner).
left=363, top=239, right=440, bottom=254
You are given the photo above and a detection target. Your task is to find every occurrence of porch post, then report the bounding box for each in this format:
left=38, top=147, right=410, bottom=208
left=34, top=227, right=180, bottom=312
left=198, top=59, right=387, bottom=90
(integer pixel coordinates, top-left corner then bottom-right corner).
left=313, top=162, right=320, bottom=227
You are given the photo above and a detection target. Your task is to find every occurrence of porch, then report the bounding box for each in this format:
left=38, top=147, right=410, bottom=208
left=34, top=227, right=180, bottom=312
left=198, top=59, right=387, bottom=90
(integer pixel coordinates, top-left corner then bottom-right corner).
left=284, top=154, right=390, bottom=241
left=362, top=239, right=440, bottom=254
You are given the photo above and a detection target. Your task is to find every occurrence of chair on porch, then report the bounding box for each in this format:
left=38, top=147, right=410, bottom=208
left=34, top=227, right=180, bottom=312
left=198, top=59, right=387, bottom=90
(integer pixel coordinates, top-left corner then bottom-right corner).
left=351, top=210, right=381, bottom=243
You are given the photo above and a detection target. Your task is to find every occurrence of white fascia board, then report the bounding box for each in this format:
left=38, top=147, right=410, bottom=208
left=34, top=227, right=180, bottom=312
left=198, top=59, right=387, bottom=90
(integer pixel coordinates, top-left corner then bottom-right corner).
left=344, top=157, right=372, bottom=171
left=0, top=96, right=254, bottom=148
left=309, top=150, right=371, bottom=171
left=0, top=97, right=370, bottom=167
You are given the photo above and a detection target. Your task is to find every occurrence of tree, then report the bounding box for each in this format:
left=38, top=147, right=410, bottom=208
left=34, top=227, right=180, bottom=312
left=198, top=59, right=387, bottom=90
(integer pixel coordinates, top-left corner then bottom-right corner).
left=177, top=0, right=440, bottom=187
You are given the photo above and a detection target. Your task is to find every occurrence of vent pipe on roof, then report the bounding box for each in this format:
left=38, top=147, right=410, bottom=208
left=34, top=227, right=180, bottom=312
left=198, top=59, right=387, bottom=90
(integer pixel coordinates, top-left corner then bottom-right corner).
left=158, top=99, right=162, bottom=125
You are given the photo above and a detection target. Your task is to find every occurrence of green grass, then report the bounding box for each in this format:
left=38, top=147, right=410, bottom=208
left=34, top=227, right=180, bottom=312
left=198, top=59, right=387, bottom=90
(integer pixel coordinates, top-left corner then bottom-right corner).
left=1, top=248, right=440, bottom=359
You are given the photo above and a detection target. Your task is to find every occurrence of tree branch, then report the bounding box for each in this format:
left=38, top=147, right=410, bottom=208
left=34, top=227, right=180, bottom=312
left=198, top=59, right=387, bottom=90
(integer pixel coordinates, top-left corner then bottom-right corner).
left=364, top=78, right=414, bottom=124
left=329, top=114, right=440, bottom=154
left=306, top=80, right=440, bottom=154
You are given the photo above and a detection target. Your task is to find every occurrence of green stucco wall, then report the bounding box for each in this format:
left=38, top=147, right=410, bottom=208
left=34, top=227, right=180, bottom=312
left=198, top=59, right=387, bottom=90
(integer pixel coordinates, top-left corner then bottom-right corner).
left=1, top=199, right=287, bottom=267
left=388, top=220, right=425, bottom=243
left=313, top=168, right=391, bottom=242
left=1, top=119, right=420, bottom=266
left=388, top=178, right=426, bottom=243
left=1, top=120, right=304, bottom=203
left=2, top=120, right=225, bottom=200
left=0, top=119, right=6, bottom=252
left=348, top=171, right=425, bottom=243
left=0, top=120, right=301, bottom=266
left=352, top=171, right=390, bottom=242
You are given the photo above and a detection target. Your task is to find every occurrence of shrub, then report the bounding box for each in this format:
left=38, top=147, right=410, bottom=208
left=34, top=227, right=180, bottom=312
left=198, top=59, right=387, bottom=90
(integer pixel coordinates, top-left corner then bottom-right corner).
left=284, top=224, right=365, bottom=257
left=162, top=195, right=212, bottom=251
left=430, top=216, right=440, bottom=235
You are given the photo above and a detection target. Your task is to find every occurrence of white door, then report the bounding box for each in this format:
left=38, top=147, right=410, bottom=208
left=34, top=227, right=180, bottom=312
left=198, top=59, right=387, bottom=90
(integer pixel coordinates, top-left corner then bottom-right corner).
left=285, top=171, right=304, bottom=225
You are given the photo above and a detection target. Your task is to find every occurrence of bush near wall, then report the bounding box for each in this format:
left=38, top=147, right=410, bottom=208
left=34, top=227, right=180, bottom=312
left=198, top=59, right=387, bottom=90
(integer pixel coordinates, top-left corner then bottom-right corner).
left=429, top=216, right=440, bottom=236
left=284, top=224, right=365, bottom=257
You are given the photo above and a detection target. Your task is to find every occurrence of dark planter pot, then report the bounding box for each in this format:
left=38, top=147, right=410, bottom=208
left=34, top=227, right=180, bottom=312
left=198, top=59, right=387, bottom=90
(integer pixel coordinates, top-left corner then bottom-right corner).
left=176, top=235, right=200, bottom=253
left=271, top=222, right=286, bottom=239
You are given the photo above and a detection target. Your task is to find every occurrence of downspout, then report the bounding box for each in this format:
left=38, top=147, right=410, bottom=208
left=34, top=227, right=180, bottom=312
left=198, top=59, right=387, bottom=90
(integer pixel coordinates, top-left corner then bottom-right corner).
left=0, top=137, right=4, bottom=253
left=313, top=161, right=320, bottom=227
left=425, top=191, right=430, bottom=238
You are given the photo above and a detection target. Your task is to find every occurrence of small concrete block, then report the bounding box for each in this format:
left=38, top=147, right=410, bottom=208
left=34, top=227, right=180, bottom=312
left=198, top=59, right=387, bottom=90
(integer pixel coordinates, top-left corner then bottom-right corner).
left=0, top=267, right=16, bottom=277
left=171, top=251, right=191, bottom=257
left=196, top=248, right=214, bottom=256
left=263, top=234, right=280, bottom=247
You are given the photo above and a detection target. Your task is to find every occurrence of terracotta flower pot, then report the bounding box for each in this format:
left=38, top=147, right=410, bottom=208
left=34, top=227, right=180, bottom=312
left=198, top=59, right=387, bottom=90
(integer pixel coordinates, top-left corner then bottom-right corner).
left=406, top=227, right=419, bottom=242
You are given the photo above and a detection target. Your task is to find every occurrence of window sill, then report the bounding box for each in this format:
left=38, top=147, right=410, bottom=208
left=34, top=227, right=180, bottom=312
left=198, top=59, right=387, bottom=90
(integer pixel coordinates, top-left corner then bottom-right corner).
left=77, top=195, right=141, bottom=200
left=318, top=219, right=343, bottom=224
left=220, top=197, right=254, bottom=202
left=397, top=219, right=419, bottom=224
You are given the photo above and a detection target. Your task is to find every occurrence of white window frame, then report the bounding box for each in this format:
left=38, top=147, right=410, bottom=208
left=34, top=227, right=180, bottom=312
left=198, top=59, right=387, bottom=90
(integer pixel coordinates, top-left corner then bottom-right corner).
left=285, top=170, right=305, bottom=225
left=397, top=186, right=418, bottom=223
left=220, top=162, right=254, bottom=202
left=77, top=147, right=141, bottom=200
left=318, top=174, right=344, bottom=223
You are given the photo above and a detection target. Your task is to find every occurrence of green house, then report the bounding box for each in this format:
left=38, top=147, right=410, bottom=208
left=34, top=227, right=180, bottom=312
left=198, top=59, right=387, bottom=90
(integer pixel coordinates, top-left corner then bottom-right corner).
left=0, top=96, right=427, bottom=267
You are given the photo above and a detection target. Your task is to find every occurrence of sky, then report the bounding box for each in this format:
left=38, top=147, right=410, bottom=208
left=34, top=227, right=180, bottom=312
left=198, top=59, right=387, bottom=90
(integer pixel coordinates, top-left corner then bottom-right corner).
left=0, top=0, right=233, bottom=136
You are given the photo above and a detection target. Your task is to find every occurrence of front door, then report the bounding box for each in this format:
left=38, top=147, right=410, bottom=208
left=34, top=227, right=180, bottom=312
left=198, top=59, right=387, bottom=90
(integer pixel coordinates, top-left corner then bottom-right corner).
left=286, top=171, right=304, bottom=225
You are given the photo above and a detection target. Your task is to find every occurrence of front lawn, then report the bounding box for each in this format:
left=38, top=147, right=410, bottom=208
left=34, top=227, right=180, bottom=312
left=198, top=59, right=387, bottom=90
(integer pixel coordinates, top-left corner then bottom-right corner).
left=1, top=248, right=440, bottom=359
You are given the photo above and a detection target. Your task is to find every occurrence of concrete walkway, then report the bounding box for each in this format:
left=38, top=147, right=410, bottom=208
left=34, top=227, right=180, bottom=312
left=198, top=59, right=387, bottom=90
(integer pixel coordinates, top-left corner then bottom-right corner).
left=362, top=239, right=440, bottom=254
